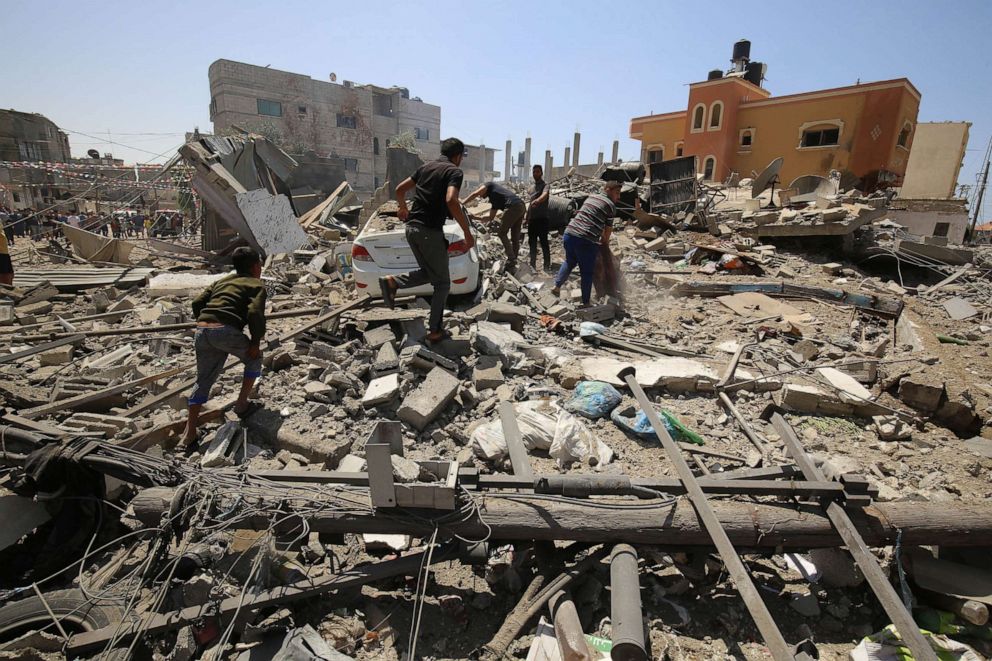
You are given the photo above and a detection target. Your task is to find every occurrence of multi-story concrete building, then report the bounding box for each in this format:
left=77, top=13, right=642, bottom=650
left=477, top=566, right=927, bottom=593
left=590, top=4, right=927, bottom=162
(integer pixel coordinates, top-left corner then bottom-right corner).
left=461, top=144, right=499, bottom=190
left=0, top=109, right=72, bottom=210
left=208, top=59, right=441, bottom=193
left=629, top=41, right=921, bottom=191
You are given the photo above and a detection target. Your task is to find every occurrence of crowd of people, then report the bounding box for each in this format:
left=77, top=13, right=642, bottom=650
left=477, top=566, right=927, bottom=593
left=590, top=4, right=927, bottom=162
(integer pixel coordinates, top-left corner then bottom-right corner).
left=0, top=207, right=189, bottom=245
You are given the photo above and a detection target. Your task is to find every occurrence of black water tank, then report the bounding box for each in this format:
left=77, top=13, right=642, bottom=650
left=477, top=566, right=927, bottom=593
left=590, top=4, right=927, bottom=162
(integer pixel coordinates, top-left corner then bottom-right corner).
left=733, top=39, right=751, bottom=62
left=708, top=69, right=723, bottom=81
left=744, top=61, right=764, bottom=86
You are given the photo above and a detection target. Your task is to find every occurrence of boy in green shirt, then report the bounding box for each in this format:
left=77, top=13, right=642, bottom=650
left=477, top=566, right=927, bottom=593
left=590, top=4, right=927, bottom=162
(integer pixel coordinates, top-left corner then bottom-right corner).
left=182, top=247, right=266, bottom=445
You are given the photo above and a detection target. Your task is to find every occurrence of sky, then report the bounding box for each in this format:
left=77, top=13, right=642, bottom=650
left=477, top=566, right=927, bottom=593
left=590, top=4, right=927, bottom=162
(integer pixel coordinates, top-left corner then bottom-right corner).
left=2, top=0, right=990, bottom=219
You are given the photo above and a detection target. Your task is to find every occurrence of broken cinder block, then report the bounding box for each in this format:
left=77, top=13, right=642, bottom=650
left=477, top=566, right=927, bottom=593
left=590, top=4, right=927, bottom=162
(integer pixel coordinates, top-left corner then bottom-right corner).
left=397, top=366, right=460, bottom=431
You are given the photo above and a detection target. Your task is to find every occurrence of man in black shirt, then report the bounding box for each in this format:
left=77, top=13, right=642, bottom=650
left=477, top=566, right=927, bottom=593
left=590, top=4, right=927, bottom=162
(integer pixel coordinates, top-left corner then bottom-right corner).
left=381, top=138, right=474, bottom=343
left=524, top=164, right=551, bottom=271
left=463, top=180, right=526, bottom=268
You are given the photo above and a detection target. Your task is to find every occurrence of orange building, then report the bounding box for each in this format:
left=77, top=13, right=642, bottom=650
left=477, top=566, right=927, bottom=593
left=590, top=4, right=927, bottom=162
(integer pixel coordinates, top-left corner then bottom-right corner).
left=629, top=41, right=921, bottom=191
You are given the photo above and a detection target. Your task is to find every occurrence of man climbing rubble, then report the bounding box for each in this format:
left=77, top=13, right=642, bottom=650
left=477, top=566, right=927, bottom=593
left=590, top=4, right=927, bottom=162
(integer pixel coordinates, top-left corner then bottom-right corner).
left=461, top=178, right=526, bottom=268
left=551, top=180, right=621, bottom=306
left=379, top=137, right=474, bottom=344
left=182, top=246, right=266, bottom=446
left=524, top=163, right=551, bottom=272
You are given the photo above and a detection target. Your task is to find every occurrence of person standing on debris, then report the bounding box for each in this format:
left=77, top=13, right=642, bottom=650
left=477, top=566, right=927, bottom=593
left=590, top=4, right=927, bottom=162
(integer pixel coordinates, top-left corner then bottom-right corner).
left=461, top=179, right=526, bottom=268
left=379, top=137, right=474, bottom=344
left=551, top=180, right=622, bottom=306
left=0, top=220, right=13, bottom=286
left=524, top=164, right=551, bottom=272
left=182, top=246, right=267, bottom=446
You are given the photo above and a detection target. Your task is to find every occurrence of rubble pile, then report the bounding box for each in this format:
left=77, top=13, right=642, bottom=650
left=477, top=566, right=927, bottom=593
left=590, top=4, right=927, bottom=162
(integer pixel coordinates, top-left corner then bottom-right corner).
left=0, top=148, right=990, bottom=661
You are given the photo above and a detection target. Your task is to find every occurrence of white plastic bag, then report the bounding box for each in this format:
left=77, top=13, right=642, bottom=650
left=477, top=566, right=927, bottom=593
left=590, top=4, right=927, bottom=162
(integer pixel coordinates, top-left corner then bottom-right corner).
left=471, top=400, right=557, bottom=461
left=549, top=410, right=614, bottom=468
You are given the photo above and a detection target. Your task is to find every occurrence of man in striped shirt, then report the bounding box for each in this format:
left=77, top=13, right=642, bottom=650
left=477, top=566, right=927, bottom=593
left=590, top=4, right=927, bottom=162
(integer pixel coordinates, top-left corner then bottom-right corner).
left=551, top=180, right=621, bottom=305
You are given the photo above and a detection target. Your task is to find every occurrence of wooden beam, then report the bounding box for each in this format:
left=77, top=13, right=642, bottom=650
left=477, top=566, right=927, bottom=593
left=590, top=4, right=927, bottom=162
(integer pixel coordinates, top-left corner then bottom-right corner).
left=20, top=366, right=187, bottom=419
left=0, top=335, right=84, bottom=365
left=267, top=295, right=370, bottom=348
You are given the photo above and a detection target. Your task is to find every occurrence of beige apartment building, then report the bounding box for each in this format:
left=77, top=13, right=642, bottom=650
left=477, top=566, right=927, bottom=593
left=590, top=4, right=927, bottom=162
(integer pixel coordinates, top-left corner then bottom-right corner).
left=208, top=59, right=441, bottom=193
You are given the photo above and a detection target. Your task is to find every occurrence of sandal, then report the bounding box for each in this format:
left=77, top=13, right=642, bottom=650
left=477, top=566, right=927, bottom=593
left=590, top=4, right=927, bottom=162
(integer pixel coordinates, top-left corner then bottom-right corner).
left=234, top=401, right=263, bottom=419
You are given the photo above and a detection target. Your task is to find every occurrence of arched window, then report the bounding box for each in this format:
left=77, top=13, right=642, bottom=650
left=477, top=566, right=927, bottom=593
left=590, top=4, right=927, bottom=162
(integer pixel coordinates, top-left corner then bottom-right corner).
left=647, top=145, right=664, bottom=163
left=708, top=101, right=724, bottom=130
left=675, top=142, right=684, bottom=157
left=739, top=129, right=753, bottom=149
left=897, top=122, right=912, bottom=148
left=703, top=156, right=716, bottom=180
left=798, top=120, right=843, bottom=148
left=691, top=104, right=706, bottom=132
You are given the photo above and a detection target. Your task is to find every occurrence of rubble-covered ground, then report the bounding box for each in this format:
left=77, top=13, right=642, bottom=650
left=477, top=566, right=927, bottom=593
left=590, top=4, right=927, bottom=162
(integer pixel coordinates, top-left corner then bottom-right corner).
left=0, top=180, right=990, bottom=661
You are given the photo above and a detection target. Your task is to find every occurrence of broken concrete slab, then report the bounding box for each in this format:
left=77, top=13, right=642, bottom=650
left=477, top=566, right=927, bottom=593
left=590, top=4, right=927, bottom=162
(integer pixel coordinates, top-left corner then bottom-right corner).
left=943, top=297, right=979, bottom=321
left=873, top=415, right=912, bottom=441
left=362, top=374, right=400, bottom=408
left=580, top=355, right=718, bottom=392
left=468, top=302, right=528, bottom=333
left=399, top=344, right=457, bottom=373
left=397, top=366, right=460, bottom=430
left=245, top=409, right=350, bottom=466
left=337, top=454, right=366, bottom=472
left=391, top=454, right=426, bottom=482
left=38, top=344, right=74, bottom=366
left=202, top=420, right=241, bottom=468
left=147, top=272, right=227, bottom=297
left=471, top=321, right=526, bottom=368
left=819, top=367, right=874, bottom=405
left=897, top=374, right=945, bottom=414
left=363, top=325, right=397, bottom=349
left=16, top=301, right=53, bottom=316
left=472, top=356, right=505, bottom=391
left=234, top=188, right=310, bottom=257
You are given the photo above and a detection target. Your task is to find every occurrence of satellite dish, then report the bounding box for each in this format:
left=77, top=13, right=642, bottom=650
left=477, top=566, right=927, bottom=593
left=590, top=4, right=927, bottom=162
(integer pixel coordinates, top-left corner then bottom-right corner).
left=87, top=149, right=100, bottom=159
left=329, top=72, right=337, bottom=82
left=789, top=174, right=833, bottom=196
left=751, top=157, right=783, bottom=206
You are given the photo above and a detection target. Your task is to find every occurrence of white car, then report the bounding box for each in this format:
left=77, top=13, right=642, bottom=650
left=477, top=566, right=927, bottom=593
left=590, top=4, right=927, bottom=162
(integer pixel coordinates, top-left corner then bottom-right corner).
left=351, top=212, right=480, bottom=297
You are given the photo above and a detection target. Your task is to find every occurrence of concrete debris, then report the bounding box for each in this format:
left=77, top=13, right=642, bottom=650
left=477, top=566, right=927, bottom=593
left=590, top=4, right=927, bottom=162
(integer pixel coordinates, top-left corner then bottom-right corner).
left=362, top=373, right=400, bottom=407
left=396, top=366, right=460, bottom=430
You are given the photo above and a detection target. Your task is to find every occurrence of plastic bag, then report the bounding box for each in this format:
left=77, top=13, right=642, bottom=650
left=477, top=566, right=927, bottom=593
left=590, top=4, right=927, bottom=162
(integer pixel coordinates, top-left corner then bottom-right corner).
left=563, top=381, right=622, bottom=419
left=549, top=409, right=614, bottom=468
left=471, top=400, right=557, bottom=461
left=578, top=322, right=607, bottom=338
left=611, top=405, right=705, bottom=445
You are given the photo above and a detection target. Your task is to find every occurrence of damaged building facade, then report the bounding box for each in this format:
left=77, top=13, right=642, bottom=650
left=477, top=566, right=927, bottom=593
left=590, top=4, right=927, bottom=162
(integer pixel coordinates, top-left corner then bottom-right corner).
left=208, top=59, right=441, bottom=194
left=630, top=40, right=920, bottom=190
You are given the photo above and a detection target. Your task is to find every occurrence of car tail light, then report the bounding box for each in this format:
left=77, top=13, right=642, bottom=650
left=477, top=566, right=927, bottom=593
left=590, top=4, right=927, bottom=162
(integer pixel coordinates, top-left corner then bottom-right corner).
left=351, top=244, right=373, bottom=262
left=356, top=281, right=367, bottom=288
left=448, top=240, right=469, bottom=257
left=453, top=277, right=467, bottom=284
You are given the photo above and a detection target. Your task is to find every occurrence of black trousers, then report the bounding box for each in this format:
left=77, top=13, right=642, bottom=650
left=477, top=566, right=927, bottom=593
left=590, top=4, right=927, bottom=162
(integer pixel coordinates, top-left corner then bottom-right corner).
left=527, top=217, right=551, bottom=268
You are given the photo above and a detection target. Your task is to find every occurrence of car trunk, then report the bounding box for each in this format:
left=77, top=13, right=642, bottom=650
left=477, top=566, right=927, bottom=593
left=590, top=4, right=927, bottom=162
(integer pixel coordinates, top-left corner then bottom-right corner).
left=360, top=231, right=421, bottom=268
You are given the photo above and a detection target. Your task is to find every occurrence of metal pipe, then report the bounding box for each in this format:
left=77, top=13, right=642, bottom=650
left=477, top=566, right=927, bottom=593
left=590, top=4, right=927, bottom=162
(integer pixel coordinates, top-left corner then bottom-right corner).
left=550, top=590, right=593, bottom=661
left=609, top=544, right=646, bottom=661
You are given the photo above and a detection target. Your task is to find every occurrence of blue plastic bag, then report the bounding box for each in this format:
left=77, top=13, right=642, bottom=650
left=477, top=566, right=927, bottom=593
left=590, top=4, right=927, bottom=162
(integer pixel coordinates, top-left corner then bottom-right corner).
left=563, top=381, right=622, bottom=419
left=611, top=405, right=704, bottom=445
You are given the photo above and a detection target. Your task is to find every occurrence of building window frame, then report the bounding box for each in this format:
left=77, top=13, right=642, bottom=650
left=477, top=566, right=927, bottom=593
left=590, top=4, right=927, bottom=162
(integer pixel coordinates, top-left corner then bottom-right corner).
left=297, top=105, right=307, bottom=115
left=343, top=158, right=359, bottom=172
left=414, top=127, right=430, bottom=141
left=646, top=144, right=664, bottom=164
left=373, top=137, right=380, bottom=155
left=738, top=128, right=754, bottom=152
left=337, top=113, right=357, bottom=129
left=690, top=103, right=706, bottom=133
left=933, top=222, right=950, bottom=238
left=707, top=101, right=724, bottom=131
left=702, top=155, right=716, bottom=180
left=897, top=121, right=913, bottom=150
left=675, top=141, right=685, bottom=157
left=797, top=119, right=843, bottom=150
left=256, top=98, right=282, bottom=117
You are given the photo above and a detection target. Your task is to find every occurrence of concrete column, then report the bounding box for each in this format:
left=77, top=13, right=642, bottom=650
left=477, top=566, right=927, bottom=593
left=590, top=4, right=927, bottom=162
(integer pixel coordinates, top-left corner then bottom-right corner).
left=544, top=150, right=552, bottom=181
left=479, top=144, right=486, bottom=183
left=611, top=140, right=620, bottom=163
left=564, top=147, right=570, bottom=172
left=598, top=151, right=604, bottom=165
left=572, top=132, right=580, bottom=168
left=505, top=139, right=512, bottom=182
left=524, top=137, right=532, bottom=175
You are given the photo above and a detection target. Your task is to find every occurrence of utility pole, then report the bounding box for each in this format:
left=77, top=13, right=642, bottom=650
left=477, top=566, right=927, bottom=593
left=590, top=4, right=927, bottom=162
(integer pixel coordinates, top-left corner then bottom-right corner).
left=968, top=137, right=991, bottom=244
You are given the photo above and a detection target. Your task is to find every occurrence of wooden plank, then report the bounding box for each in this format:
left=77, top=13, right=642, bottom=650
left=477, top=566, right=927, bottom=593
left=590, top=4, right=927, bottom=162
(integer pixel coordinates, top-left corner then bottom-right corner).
left=21, top=366, right=187, bottom=419
left=769, top=412, right=937, bottom=661
left=0, top=413, right=71, bottom=437
left=499, top=401, right=534, bottom=481
left=0, top=335, right=85, bottom=365
left=267, top=295, right=370, bottom=348
left=625, top=375, right=795, bottom=661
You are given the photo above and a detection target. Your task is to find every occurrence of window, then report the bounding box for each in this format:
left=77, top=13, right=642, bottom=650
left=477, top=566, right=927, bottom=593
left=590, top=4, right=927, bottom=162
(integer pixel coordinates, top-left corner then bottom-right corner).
left=297, top=105, right=307, bottom=115
left=933, top=222, right=950, bottom=237
left=708, top=101, right=723, bottom=130
left=343, top=158, right=358, bottom=172
left=739, top=129, right=753, bottom=149
left=647, top=147, right=664, bottom=163
left=257, top=98, right=282, bottom=117
left=373, top=94, right=394, bottom=117
left=374, top=176, right=380, bottom=188
left=373, top=137, right=380, bottom=155
left=675, top=142, right=684, bottom=157
left=337, top=114, right=357, bottom=129
left=414, top=127, right=430, bottom=140
left=691, top=104, right=705, bottom=132
left=703, top=156, right=716, bottom=180
left=897, top=122, right=912, bottom=148
left=801, top=127, right=840, bottom=147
